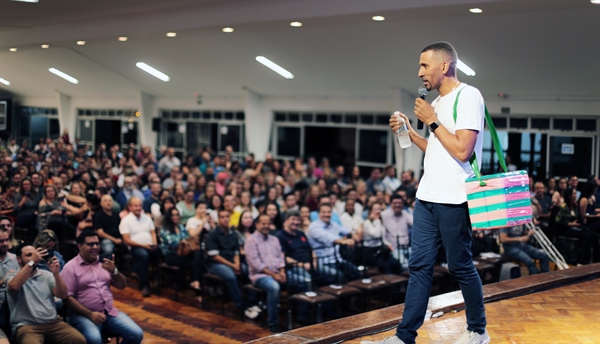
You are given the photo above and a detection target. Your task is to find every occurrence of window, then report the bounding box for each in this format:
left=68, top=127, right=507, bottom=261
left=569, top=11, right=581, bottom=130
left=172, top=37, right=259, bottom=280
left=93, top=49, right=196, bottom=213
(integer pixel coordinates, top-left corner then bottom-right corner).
left=277, top=127, right=301, bottom=157
left=553, top=118, right=572, bottom=131
left=166, top=123, right=184, bottom=148
left=220, top=124, right=242, bottom=152
left=358, top=130, right=388, bottom=163
left=0, top=101, right=6, bottom=130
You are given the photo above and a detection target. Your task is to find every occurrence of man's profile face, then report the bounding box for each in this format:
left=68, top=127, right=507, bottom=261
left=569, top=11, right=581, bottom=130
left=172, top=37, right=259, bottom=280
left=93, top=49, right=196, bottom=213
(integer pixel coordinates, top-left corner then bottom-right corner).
left=0, top=231, right=9, bottom=255
left=418, top=50, right=445, bottom=91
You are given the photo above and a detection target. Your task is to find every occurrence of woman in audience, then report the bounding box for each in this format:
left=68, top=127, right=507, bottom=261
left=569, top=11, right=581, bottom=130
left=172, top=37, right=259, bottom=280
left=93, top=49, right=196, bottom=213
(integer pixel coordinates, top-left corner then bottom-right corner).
left=235, top=210, right=256, bottom=247
left=199, top=184, right=216, bottom=203
left=546, top=177, right=557, bottom=198
left=299, top=205, right=311, bottom=233
left=14, top=179, right=39, bottom=233
left=173, top=182, right=186, bottom=203
left=36, top=185, right=65, bottom=240
left=194, top=174, right=207, bottom=200
left=159, top=207, right=202, bottom=300
left=305, top=184, right=320, bottom=212
left=33, top=229, right=65, bottom=272
left=552, top=177, right=568, bottom=206
left=234, top=191, right=259, bottom=219
left=250, top=182, right=263, bottom=205
left=0, top=215, right=21, bottom=252
left=182, top=154, right=201, bottom=176
left=555, top=187, right=599, bottom=264
left=362, top=202, right=400, bottom=274
left=151, top=196, right=176, bottom=228
left=264, top=186, right=280, bottom=209
left=177, top=189, right=196, bottom=225
left=349, top=165, right=362, bottom=188
left=263, top=201, right=283, bottom=231
left=578, top=181, right=600, bottom=233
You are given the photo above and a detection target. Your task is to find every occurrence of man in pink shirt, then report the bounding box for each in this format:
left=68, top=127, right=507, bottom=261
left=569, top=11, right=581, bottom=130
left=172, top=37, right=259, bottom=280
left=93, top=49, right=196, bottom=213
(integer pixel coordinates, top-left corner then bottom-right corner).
left=61, top=231, right=143, bottom=344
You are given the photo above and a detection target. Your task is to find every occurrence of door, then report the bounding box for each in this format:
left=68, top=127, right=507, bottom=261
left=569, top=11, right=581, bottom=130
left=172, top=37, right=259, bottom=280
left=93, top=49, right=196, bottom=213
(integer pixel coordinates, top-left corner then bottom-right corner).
left=549, top=136, right=594, bottom=178
left=95, top=120, right=122, bottom=148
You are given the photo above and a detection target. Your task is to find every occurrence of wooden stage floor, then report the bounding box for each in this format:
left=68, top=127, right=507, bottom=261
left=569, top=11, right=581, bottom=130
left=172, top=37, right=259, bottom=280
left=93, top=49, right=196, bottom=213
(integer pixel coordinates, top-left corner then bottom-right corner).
left=112, top=269, right=600, bottom=344
left=351, top=279, right=600, bottom=344
left=112, top=287, right=269, bottom=343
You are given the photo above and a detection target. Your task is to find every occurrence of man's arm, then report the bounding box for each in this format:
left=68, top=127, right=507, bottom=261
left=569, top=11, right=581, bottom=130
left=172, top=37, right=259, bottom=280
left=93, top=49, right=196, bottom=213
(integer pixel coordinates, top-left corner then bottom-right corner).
left=7, top=248, right=45, bottom=292
left=97, top=229, right=122, bottom=245
left=390, top=113, right=428, bottom=152
left=431, top=128, right=478, bottom=163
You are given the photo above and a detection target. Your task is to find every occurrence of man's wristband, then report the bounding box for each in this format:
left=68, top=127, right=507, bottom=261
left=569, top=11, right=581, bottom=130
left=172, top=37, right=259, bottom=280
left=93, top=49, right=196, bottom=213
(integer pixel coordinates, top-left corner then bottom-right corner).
left=112, top=267, right=119, bottom=276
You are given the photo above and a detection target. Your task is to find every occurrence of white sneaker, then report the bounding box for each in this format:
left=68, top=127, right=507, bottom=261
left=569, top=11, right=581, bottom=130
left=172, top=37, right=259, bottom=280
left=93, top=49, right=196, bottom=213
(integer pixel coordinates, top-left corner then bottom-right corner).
left=360, top=335, right=406, bottom=344
left=244, top=307, right=260, bottom=319
left=249, top=305, right=262, bottom=313
left=454, top=330, right=490, bottom=344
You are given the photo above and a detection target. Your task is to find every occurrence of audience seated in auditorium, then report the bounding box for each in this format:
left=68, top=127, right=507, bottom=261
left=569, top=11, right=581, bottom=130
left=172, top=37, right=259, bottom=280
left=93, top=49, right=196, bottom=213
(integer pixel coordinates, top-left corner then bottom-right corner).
left=93, top=195, right=123, bottom=255
left=362, top=202, right=401, bottom=274
left=276, top=210, right=313, bottom=287
left=33, top=230, right=65, bottom=272
left=381, top=194, right=413, bottom=267
left=310, top=194, right=342, bottom=225
left=62, top=231, right=143, bottom=344
left=6, top=243, right=85, bottom=344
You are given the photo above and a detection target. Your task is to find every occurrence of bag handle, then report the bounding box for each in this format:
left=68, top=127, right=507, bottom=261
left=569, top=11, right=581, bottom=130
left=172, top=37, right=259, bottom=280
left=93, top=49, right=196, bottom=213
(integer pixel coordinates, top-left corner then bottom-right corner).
left=452, top=87, right=507, bottom=186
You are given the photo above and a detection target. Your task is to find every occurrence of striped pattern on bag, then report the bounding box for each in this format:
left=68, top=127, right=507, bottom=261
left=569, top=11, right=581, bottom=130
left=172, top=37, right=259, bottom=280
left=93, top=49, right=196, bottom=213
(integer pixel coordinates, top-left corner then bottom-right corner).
left=465, top=170, right=532, bottom=230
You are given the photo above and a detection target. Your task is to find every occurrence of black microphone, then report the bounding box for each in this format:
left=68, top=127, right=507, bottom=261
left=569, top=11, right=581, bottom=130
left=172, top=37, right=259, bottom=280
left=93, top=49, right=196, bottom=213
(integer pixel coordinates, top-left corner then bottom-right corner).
left=417, top=86, right=428, bottom=130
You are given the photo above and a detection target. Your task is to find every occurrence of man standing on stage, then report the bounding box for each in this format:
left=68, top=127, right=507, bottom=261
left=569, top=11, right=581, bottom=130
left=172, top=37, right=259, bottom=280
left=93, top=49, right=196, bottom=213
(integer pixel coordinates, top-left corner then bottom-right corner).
left=363, top=42, right=489, bottom=344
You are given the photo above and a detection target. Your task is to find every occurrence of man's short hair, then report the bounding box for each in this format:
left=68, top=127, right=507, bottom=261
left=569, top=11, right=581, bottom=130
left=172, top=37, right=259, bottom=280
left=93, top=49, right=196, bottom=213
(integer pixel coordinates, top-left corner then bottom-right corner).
left=195, top=200, right=207, bottom=208
left=422, top=41, right=457, bottom=73
left=217, top=207, right=231, bottom=216
left=285, top=210, right=301, bottom=220
left=318, top=203, right=332, bottom=212
left=77, top=230, right=98, bottom=244
left=15, top=242, right=34, bottom=258
left=257, top=213, right=271, bottom=222
left=283, top=192, right=296, bottom=201
left=390, top=194, right=404, bottom=203
left=317, top=194, right=330, bottom=202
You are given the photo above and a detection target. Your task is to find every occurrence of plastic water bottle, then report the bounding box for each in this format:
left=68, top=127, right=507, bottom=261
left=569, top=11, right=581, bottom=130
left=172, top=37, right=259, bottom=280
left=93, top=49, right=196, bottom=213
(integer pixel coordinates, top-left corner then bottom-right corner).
left=394, top=112, right=412, bottom=148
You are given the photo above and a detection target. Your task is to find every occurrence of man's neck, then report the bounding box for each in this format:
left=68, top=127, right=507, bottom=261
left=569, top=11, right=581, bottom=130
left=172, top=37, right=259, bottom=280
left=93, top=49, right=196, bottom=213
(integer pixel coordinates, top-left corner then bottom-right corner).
left=284, top=226, right=296, bottom=236
left=438, top=77, right=460, bottom=97
left=0, top=252, right=7, bottom=261
left=220, top=226, right=229, bottom=233
left=103, top=208, right=112, bottom=215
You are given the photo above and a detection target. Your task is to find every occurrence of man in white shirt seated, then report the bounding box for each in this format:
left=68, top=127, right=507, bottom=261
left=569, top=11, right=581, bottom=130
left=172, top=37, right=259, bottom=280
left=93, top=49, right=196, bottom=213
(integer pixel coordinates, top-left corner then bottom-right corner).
left=339, top=199, right=364, bottom=237
left=382, top=165, right=401, bottom=196
left=335, top=189, right=364, bottom=218
left=119, top=197, right=159, bottom=297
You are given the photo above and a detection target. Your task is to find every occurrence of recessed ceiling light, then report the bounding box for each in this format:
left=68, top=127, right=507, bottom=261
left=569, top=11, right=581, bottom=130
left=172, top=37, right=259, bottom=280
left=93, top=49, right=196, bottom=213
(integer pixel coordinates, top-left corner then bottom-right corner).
left=41, top=44, right=49, bottom=49
left=118, top=36, right=128, bottom=42
left=469, top=8, right=483, bottom=13
left=457, top=59, right=476, bottom=76
left=222, top=27, right=234, bottom=33
left=49, top=68, right=79, bottom=84
left=372, top=15, right=385, bottom=21
left=166, top=32, right=177, bottom=37
left=9, top=48, right=17, bottom=52
left=255, top=56, right=294, bottom=79
left=592, top=0, right=600, bottom=4
left=136, top=62, right=170, bottom=82
left=290, top=21, right=302, bottom=27
left=76, top=41, right=86, bottom=46
left=0, top=78, right=10, bottom=86
left=11, top=0, right=39, bottom=3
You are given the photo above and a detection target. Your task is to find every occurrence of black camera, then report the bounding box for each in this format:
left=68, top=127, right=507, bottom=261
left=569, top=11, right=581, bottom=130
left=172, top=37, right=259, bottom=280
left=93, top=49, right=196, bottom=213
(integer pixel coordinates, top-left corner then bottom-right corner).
left=46, top=248, right=55, bottom=261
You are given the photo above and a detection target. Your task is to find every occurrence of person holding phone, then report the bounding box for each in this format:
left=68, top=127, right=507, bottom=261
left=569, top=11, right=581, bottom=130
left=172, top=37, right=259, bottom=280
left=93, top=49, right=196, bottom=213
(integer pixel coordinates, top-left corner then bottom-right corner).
left=6, top=243, right=85, bottom=344
left=61, top=231, right=143, bottom=344
left=33, top=230, right=65, bottom=273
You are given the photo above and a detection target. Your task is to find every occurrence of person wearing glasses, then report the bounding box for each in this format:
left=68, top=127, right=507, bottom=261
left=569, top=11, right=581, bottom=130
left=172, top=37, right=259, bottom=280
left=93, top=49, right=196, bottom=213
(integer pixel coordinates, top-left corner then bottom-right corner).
left=61, top=231, right=143, bottom=344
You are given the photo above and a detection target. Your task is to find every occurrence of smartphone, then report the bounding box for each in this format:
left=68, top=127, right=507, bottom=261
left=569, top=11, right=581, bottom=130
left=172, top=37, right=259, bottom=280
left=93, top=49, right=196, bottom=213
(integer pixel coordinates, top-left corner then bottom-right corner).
left=25, top=192, right=31, bottom=198
left=46, top=248, right=55, bottom=261
left=99, top=253, right=112, bottom=263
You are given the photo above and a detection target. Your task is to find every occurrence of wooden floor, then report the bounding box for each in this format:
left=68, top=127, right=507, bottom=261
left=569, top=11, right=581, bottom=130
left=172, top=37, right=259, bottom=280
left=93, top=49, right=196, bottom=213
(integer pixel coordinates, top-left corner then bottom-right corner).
left=351, top=279, right=600, bottom=344
left=112, top=287, right=270, bottom=343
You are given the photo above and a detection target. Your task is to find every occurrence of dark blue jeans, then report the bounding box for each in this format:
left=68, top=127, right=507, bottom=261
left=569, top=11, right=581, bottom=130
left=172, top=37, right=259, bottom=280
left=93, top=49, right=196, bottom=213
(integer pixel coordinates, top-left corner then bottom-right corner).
left=255, top=277, right=281, bottom=327
left=396, top=200, right=486, bottom=343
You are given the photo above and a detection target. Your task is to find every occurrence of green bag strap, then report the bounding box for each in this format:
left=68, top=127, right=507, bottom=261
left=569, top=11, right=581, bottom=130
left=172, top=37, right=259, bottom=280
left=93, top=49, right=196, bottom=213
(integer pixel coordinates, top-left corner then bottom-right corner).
left=452, top=87, right=507, bottom=186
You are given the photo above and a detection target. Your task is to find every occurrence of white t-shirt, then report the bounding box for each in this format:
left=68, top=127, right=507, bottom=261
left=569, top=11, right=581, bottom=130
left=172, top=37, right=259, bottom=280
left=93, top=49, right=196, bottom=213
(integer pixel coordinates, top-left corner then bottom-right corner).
left=416, top=84, right=484, bottom=204
left=119, top=212, right=155, bottom=245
